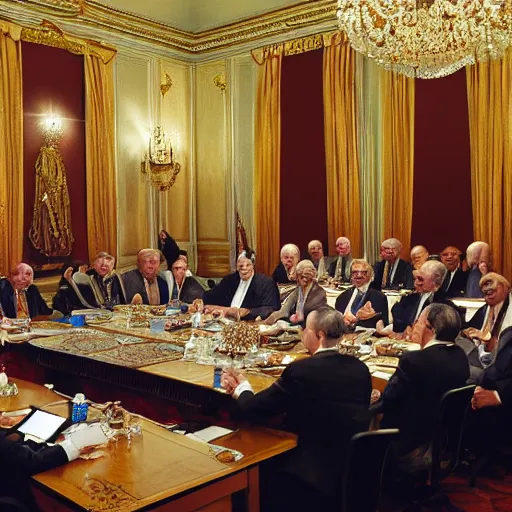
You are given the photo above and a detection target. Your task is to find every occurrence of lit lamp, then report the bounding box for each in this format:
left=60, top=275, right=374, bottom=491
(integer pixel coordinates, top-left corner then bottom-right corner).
left=141, top=127, right=181, bottom=192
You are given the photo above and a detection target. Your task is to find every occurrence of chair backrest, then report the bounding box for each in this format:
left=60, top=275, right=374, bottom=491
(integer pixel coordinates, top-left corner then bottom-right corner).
left=0, top=497, right=31, bottom=512
left=430, top=384, right=476, bottom=485
left=341, top=428, right=400, bottom=512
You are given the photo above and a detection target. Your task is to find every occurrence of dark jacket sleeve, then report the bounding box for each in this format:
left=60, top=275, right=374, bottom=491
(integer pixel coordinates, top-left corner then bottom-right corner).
left=379, top=354, right=413, bottom=416
left=391, top=294, right=415, bottom=333
left=28, top=285, right=53, bottom=317
left=237, top=366, right=294, bottom=422
left=328, top=259, right=337, bottom=278
left=481, top=342, right=512, bottom=407
left=242, top=275, right=281, bottom=320
left=158, top=231, right=181, bottom=268
left=202, top=274, right=234, bottom=307
left=0, top=433, right=69, bottom=476
left=181, top=277, right=205, bottom=304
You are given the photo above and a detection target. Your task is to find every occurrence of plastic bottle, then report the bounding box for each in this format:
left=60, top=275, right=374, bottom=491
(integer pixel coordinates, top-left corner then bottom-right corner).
left=71, top=393, right=89, bottom=423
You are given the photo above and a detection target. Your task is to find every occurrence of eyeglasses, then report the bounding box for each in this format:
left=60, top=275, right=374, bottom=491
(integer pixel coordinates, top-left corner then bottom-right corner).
left=351, top=270, right=368, bottom=276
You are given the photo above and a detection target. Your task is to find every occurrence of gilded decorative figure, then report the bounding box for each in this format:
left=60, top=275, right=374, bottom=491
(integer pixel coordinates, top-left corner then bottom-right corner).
left=29, top=118, right=74, bottom=257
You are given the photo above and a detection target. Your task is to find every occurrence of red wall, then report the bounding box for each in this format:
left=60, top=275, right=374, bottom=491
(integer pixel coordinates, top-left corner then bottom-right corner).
left=22, top=42, right=88, bottom=272
left=279, top=49, right=328, bottom=258
left=411, top=69, right=473, bottom=255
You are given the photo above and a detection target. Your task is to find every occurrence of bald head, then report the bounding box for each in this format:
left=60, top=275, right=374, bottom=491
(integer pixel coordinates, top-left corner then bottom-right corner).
left=10, top=263, right=34, bottom=290
left=410, top=245, right=429, bottom=270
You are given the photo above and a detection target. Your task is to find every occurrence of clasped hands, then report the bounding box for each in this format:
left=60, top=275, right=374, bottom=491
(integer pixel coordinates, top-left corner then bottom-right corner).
left=344, top=301, right=376, bottom=325
left=203, top=305, right=250, bottom=320
left=220, top=368, right=246, bottom=395
left=471, top=386, right=501, bottom=410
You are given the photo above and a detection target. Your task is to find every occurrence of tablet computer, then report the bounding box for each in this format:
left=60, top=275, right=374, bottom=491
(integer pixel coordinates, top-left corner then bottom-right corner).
left=13, top=407, right=69, bottom=444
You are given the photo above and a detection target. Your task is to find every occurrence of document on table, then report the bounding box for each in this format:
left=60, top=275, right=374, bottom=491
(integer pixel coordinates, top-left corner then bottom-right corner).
left=64, top=423, right=108, bottom=449
left=185, top=425, right=235, bottom=443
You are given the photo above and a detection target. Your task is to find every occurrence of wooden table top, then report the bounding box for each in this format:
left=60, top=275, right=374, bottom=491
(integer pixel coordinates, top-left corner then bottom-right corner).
left=3, top=379, right=296, bottom=512
left=0, top=378, right=62, bottom=412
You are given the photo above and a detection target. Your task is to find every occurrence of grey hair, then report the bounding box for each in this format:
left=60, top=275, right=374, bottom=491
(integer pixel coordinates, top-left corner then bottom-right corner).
left=479, top=272, right=511, bottom=291
left=307, top=239, right=323, bottom=252
left=311, top=306, right=345, bottom=347
left=94, top=252, right=115, bottom=262
left=280, top=243, right=300, bottom=259
left=466, top=241, right=489, bottom=266
left=420, top=260, right=447, bottom=289
left=296, top=259, right=316, bottom=279
left=349, top=259, right=374, bottom=281
left=425, top=303, right=461, bottom=342
left=382, top=238, right=402, bottom=251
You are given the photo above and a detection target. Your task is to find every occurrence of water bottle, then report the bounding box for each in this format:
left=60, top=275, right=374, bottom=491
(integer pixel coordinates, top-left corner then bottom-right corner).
left=71, top=393, right=89, bottom=423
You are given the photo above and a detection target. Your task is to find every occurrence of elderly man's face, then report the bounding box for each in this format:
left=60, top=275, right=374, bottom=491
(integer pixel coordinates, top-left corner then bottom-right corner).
left=282, top=252, right=295, bottom=269
left=139, top=255, right=160, bottom=280
left=413, top=268, right=436, bottom=293
left=482, top=282, right=509, bottom=307
left=440, top=247, right=460, bottom=272
left=336, top=239, right=351, bottom=256
left=302, top=312, right=320, bottom=355
left=309, top=242, right=323, bottom=261
left=94, top=257, right=114, bottom=278
left=11, top=264, right=34, bottom=290
left=411, top=247, right=428, bottom=270
left=237, top=257, right=254, bottom=281
left=381, top=244, right=399, bottom=263
left=351, top=263, right=371, bottom=288
left=172, top=260, right=187, bottom=285
left=297, top=269, right=313, bottom=288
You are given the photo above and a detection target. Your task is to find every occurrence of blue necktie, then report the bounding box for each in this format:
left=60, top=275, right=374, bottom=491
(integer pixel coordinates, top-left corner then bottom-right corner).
left=351, top=290, right=365, bottom=315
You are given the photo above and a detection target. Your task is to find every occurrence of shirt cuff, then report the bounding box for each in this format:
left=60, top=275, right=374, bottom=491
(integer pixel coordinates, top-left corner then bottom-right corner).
left=493, top=390, right=502, bottom=404
left=233, top=380, right=254, bottom=399
left=58, top=438, right=80, bottom=461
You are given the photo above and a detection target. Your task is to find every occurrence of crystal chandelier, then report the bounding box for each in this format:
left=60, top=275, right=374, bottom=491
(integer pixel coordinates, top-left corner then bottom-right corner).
left=337, top=0, right=512, bottom=78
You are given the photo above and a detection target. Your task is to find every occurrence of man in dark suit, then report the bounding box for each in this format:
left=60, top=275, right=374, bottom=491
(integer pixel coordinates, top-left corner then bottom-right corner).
left=375, top=303, right=469, bottom=470
left=372, top=238, right=413, bottom=291
left=122, top=249, right=169, bottom=305
left=467, top=327, right=512, bottom=455
left=203, top=250, right=280, bottom=320
left=391, top=260, right=456, bottom=333
left=328, top=236, right=353, bottom=282
left=439, top=245, right=467, bottom=298
left=461, top=273, right=511, bottom=383
left=0, top=263, right=60, bottom=319
left=0, top=429, right=81, bottom=509
left=335, top=258, right=389, bottom=328
left=222, top=306, right=372, bottom=511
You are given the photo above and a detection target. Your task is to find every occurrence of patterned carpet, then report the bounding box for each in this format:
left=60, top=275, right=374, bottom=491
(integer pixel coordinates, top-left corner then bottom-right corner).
left=446, top=471, right=512, bottom=512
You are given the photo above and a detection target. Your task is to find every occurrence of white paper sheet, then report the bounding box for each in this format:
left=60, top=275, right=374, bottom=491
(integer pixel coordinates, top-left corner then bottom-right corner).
left=185, top=426, right=234, bottom=443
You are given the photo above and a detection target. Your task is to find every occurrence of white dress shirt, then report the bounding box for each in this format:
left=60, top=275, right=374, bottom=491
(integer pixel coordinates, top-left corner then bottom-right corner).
left=230, top=275, right=253, bottom=308
left=414, top=292, right=433, bottom=322
left=344, top=283, right=370, bottom=316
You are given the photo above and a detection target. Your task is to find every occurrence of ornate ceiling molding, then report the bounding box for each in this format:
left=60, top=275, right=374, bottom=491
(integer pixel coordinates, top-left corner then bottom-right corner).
left=0, top=0, right=338, bottom=57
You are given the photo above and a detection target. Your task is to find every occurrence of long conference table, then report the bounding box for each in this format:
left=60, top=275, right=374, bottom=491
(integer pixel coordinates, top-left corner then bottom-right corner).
left=2, top=378, right=297, bottom=512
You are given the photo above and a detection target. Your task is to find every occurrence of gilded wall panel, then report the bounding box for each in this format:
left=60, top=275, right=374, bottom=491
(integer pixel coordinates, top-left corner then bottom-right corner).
left=116, top=53, right=152, bottom=268
left=197, top=242, right=231, bottom=277
left=195, top=60, right=229, bottom=242
left=159, top=59, right=191, bottom=245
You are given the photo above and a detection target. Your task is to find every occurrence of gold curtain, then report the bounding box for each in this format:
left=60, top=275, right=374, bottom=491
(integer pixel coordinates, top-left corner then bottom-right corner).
left=466, top=50, right=512, bottom=280
left=380, top=69, right=415, bottom=260
left=84, top=51, right=117, bottom=261
left=0, top=22, right=23, bottom=275
left=323, top=32, right=362, bottom=258
left=254, top=44, right=283, bottom=275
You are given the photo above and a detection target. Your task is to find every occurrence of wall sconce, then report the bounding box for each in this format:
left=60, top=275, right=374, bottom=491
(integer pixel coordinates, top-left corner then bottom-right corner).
left=29, top=114, right=74, bottom=257
left=141, top=126, right=181, bottom=192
